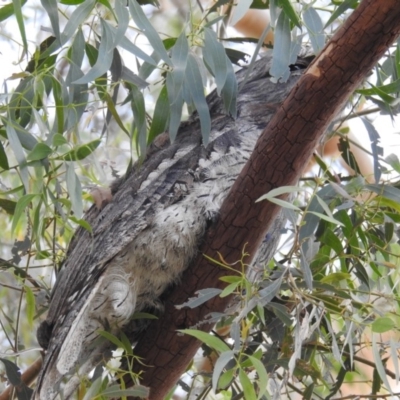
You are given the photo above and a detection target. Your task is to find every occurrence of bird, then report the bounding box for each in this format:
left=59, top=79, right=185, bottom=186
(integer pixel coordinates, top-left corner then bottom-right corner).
left=33, top=53, right=309, bottom=399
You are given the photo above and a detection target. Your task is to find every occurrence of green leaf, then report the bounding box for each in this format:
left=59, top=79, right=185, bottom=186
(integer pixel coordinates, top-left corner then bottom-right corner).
left=97, top=330, right=126, bottom=349
left=0, top=198, right=16, bottom=215
left=60, top=0, right=85, bottom=4
left=61, top=0, right=96, bottom=46
left=66, top=163, right=83, bottom=218
left=131, top=86, right=147, bottom=159
left=51, top=77, right=66, bottom=135
left=0, top=358, right=21, bottom=385
left=325, top=0, right=359, bottom=28
left=69, top=216, right=93, bottom=233
left=148, top=86, right=169, bottom=144
left=13, top=0, right=28, bottom=58
left=27, top=143, right=52, bottom=161
left=270, top=10, right=291, bottom=82
left=279, top=0, right=301, bottom=28
left=24, top=285, right=35, bottom=327
left=385, top=153, right=400, bottom=173
left=117, top=32, right=157, bottom=66
left=179, top=329, right=230, bottom=353
left=40, top=0, right=60, bottom=41
left=247, top=355, right=268, bottom=399
left=204, top=28, right=227, bottom=95
left=239, top=368, right=256, bottom=400
left=113, top=0, right=129, bottom=47
left=308, top=211, right=344, bottom=227
left=166, top=32, right=189, bottom=141
left=185, top=54, right=211, bottom=144
left=371, top=317, right=395, bottom=333
left=74, top=20, right=115, bottom=84
left=101, top=385, right=150, bottom=398
left=52, top=134, right=68, bottom=147
left=60, top=140, right=101, bottom=161
left=303, top=7, right=324, bottom=53
left=372, top=334, right=393, bottom=392
left=212, top=350, right=235, bottom=393
left=0, top=140, right=9, bottom=169
left=366, top=184, right=400, bottom=203
left=220, top=281, right=240, bottom=297
left=221, top=57, right=237, bottom=117
left=0, top=0, right=27, bottom=22
left=230, top=0, right=252, bottom=25
left=12, top=194, right=39, bottom=233
left=128, top=0, right=172, bottom=67
left=6, top=123, right=29, bottom=191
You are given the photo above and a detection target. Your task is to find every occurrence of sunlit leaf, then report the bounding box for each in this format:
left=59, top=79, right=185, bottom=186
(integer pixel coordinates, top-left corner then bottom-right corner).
left=74, top=20, right=115, bottom=84
left=66, top=163, right=83, bottom=218
left=27, top=143, right=52, bottom=161
left=148, top=86, right=169, bottom=143
left=40, top=0, right=60, bottom=41
left=212, top=350, right=235, bottom=393
left=0, top=0, right=27, bottom=22
left=6, top=123, right=30, bottom=191
left=0, top=140, right=9, bottom=170
left=303, top=7, right=325, bottom=53
left=280, top=0, right=301, bottom=28
left=12, top=194, right=39, bottom=233
left=179, top=329, right=230, bottom=353
left=60, top=140, right=101, bottom=161
left=239, top=368, right=256, bottom=400
left=128, top=0, right=172, bottom=67
left=185, top=54, right=211, bottom=143
left=372, top=317, right=395, bottom=333
left=204, top=28, right=227, bottom=95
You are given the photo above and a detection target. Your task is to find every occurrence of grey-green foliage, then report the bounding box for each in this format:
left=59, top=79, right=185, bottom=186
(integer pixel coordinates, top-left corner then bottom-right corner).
left=1, top=0, right=400, bottom=398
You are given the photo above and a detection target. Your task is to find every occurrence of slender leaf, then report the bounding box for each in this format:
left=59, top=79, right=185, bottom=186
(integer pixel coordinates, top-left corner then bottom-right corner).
left=12, top=194, right=38, bottom=233
left=0, top=141, right=9, bottom=169
left=179, top=329, right=230, bottom=353
left=0, top=0, right=27, bottom=22
left=128, top=0, right=172, bottom=66
left=303, top=7, right=325, bottom=53
left=66, top=163, right=83, bottom=218
left=13, top=0, right=28, bottom=58
left=239, top=368, right=257, bottom=400
left=113, top=0, right=130, bottom=48
left=74, top=20, right=115, bottom=84
left=212, top=350, right=235, bottom=393
left=6, top=123, right=29, bottom=191
left=270, top=10, right=292, bottom=82
left=40, top=0, right=60, bottom=41
left=61, top=0, right=96, bottom=45
left=148, top=86, right=169, bottom=143
left=204, top=28, right=227, bottom=95
left=131, top=86, right=147, bottom=159
left=185, top=54, right=211, bottom=143
left=27, top=143, right=52, bottom=161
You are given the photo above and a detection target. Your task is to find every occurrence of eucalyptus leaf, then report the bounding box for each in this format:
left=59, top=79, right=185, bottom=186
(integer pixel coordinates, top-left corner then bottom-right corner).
left=212, top=350, right=235, bottom=393
left=66, top=163, right=83, bottom=218
left=128, top=0, right=172, bottom=67
left=185, top=54, right=211, bottom=144
left=74, top=20, right=115, bottom=84
left=40, top=0, right=60, bottom=41
left=303, top=7, right=325, bottom=53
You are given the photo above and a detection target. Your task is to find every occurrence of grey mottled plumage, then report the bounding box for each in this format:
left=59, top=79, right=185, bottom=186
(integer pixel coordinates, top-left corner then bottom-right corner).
left=34, top=54, right=308, bottom=399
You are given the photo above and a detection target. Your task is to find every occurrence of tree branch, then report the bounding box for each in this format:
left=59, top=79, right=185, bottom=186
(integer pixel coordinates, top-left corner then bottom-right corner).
left=127, top=1, right=400, bottom=398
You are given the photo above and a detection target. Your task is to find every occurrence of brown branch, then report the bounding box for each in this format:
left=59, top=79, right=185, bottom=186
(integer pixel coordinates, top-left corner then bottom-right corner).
left=127, top=1, right=400, bottom=398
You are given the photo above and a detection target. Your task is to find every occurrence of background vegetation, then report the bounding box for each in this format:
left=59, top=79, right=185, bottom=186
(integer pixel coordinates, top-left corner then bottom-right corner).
left=0, top=0, right=400, bottom=398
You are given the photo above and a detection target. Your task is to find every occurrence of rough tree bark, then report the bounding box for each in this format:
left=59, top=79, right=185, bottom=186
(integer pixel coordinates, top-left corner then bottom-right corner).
left=127, top=0, right=400, bottom=398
